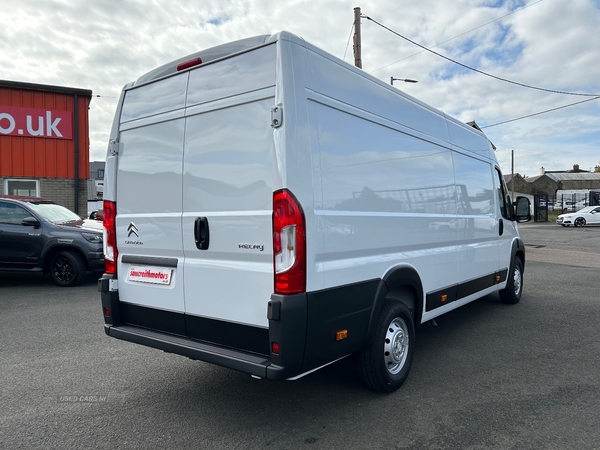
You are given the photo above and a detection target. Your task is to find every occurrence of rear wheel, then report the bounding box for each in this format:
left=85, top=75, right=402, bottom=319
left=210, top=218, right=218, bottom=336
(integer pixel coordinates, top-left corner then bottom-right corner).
left=574, top=217, right=586, bottom=227
left=500, top=257, right=523, bottom=304
left=50, top=251, right=86, bottom=287
left=358, top=301, right=415, bottom=392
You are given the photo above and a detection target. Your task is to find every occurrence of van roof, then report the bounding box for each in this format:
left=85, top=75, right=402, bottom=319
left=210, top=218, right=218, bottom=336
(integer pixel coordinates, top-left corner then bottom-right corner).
left=133, top=34, right=273, bottom=86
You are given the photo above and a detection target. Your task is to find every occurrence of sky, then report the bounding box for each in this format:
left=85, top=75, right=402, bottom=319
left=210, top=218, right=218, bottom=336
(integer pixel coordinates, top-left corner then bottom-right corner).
left=1, top=0, right=599, bottom=178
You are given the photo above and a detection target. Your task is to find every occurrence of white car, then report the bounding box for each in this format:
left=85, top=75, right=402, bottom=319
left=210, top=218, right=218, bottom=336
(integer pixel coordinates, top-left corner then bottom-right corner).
left=556, top=206, right=600, bottom=227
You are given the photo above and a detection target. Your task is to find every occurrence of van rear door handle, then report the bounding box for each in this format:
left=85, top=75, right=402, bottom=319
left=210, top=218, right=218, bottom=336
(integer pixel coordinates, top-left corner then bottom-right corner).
left=194, top=217, right=210, bottom=250
left=499, top=218, right=504, bottom=236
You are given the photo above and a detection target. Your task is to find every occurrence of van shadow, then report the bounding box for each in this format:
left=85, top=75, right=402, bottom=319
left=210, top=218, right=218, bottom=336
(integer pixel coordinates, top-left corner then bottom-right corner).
left=121, top=293, right=511, bottom=445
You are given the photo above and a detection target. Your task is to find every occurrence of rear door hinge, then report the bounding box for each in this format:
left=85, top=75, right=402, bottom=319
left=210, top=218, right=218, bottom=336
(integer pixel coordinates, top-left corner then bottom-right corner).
left=270, top=104, right=283, bottom=128
left=108, top=140, right=122, bottom=156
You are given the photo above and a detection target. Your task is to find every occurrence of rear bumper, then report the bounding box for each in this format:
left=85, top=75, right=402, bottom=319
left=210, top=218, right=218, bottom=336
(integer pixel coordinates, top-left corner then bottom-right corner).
left=99, top=274, right=305, bottom=380
left=99, top=274, right=376, bottom=381
left=104, top=323, right=273, bottom=378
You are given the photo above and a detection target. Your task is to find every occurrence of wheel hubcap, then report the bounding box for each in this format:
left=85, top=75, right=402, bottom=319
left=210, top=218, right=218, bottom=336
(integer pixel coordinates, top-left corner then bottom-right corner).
left=513, top=266, right=522, bottom=296
left=384, top=318, right=409, bottom=375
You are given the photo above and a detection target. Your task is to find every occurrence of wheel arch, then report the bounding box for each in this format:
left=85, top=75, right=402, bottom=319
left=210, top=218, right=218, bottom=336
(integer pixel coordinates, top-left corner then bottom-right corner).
left=512, top=237, right=526, bottom=272
left=42, top=245, right=89, bottom=273
left=365, top=265, right=424, bottom=344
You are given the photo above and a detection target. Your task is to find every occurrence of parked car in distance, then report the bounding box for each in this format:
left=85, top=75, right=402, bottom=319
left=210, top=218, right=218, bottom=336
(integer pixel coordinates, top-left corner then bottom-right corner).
left=0, top=195, right=104, bottom=286
left=556, top=206, right=600, bottom=227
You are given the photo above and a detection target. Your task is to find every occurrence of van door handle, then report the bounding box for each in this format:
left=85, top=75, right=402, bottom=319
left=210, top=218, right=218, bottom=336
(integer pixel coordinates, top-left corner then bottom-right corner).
left=194, top=217, right=210, bottom=250
left=499, top=219, right=504, bottom=236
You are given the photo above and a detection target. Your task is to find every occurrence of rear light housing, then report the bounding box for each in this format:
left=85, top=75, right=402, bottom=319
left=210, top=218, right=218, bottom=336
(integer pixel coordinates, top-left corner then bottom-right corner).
left=103, top=200, right=117, bottom=275
left=273, top=189, right=306, bottom=294
left=177, top=57, right=202, bottom=71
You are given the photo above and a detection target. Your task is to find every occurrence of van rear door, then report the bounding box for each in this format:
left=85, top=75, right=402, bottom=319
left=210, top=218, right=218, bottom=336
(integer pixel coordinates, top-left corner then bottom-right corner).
left=116, top=73, right=188, bottom=315
left=181, top=45, right=277, bottom=342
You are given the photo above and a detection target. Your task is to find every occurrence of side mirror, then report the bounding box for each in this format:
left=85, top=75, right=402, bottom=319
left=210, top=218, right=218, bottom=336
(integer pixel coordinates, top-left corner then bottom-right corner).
left=22, top=216, right=40, bottom=227
left=514, top=197, right=531, bottom=223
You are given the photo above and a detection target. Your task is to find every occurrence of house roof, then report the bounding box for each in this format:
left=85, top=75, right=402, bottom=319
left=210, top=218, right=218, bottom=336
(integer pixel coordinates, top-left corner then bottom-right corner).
left=544, top=173, right=600, bottom=182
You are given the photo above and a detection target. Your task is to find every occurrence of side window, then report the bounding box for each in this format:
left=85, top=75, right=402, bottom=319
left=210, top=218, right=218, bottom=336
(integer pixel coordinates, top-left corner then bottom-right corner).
left=495, top=168, right=511, bottom=220
left=0, top=202, right=30, bottom=225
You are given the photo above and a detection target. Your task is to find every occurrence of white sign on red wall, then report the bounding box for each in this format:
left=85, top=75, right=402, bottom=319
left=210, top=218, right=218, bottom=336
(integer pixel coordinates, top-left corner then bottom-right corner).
left=0, top=105, right=73, bottom=140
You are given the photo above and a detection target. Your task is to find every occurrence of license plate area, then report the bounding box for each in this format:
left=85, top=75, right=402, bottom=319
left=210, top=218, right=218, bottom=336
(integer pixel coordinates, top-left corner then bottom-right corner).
left=127, top=265, right=173, bottom=285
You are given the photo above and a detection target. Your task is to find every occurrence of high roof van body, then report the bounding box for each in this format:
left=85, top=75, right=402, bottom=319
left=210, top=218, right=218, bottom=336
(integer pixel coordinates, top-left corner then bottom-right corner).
left=99, top=31, right=530, bottom=391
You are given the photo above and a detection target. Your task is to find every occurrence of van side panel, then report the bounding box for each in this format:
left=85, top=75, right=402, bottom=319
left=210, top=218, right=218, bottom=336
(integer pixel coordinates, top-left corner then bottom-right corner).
left=452, top=152, right=500, bottom=296
left=308, top=100, right=459, bottom=299
left=305, top=49, right=450, bottom=143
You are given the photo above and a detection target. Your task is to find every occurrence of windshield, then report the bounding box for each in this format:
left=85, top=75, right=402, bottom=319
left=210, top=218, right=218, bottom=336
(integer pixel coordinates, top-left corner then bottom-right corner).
left=27, top=202, right=81, bottom=223
left=576, top=207, right=595, bottom=213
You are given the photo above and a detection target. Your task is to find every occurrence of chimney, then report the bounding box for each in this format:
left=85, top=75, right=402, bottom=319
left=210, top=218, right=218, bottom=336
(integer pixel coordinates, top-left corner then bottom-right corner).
left=573, top=164, right=580, bottom=171
left=540, top=166, right=545, bottom=175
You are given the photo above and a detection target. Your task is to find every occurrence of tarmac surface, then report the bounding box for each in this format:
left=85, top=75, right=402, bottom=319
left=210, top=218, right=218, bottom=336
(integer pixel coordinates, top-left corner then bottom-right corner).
left=1, top=221, right=599, bottom=449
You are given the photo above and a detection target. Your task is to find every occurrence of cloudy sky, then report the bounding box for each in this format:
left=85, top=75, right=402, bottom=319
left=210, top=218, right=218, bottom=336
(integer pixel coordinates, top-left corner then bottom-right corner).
left=1, top=0, right=599, bottom=177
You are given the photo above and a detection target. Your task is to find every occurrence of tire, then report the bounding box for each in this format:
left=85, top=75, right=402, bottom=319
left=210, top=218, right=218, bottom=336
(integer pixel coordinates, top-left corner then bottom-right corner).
left=358, top=301, right=415, bottom=392
left=561, top=224, right=568, bottom=227
left=500, top=257, right=523, bottom=304
left=50, top=251, right=86, bottom=287
left=574, top=217, right=586, bottom=227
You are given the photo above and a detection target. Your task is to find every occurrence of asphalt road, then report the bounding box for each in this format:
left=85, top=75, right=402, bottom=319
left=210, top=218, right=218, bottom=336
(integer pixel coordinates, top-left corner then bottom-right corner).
left=1, top=222, right=599, bottom=449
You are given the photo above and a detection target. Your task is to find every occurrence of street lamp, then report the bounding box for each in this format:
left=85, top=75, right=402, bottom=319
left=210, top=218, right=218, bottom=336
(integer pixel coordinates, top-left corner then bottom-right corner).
left=390, top=77, right=418, bottom=85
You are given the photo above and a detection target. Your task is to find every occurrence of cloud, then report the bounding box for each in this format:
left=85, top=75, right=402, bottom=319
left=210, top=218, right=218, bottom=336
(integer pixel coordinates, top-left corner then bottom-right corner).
left=0, top=0, right=598, bottom=176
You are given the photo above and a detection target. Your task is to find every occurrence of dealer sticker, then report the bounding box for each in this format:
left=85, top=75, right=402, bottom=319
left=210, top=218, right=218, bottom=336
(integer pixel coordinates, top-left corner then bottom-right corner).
left=128, top=265, right=173, bottom=285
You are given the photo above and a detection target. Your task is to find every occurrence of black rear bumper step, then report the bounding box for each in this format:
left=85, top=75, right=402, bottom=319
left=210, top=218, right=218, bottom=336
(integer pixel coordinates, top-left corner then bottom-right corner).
left=105, top=324, right=271, bottom=378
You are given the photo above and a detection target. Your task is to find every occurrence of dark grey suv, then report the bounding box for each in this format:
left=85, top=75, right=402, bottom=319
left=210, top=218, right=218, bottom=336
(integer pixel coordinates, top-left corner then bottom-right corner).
left=0, top=195, right=104, bottom=286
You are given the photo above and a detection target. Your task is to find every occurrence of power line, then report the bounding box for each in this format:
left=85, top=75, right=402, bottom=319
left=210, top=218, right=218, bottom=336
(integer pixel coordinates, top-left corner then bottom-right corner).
left=481, top=96, right=600, bottom=128
left=343, top=22, right=355, bottom=61
left=369, top=0, right=546, bottom=74
left=363, top=14, right=600, bottom=97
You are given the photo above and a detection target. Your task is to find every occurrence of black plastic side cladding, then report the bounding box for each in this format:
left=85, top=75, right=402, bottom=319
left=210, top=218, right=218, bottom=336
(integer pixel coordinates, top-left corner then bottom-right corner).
left=266, top=293, right=308, bottom=380
left=300, top=279, right=379, bottom=373
left=365, top=267, right=424, bottom=342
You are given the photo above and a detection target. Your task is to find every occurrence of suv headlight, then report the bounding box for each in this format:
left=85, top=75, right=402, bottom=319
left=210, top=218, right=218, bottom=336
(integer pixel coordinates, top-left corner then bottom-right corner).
left=82, top=232, right=103, bottom=244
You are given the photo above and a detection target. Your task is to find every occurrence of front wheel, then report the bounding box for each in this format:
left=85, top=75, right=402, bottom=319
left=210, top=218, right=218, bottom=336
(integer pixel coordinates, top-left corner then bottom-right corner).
left=50, top=251, right=86, bottom=287
left=358, top=301, right=415, bottom=392
left=574, top=217, right=586, bottom=227
left=500, top=258, right=523, bottom=304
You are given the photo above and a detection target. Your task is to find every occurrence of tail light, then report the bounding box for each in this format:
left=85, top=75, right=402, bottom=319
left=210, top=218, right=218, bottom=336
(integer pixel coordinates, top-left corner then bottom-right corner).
left=273, top=189, right=306, bottom=294
left=103, top=200, right=117, bottom=275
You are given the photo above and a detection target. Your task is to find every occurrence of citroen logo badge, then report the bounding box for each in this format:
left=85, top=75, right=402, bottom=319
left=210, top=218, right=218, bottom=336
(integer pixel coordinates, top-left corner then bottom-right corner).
left=127, top=222, right=139, bottom=238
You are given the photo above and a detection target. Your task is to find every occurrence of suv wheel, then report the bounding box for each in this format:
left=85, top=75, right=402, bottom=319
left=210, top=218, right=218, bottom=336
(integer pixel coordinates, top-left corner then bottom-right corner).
left=50, top=251, right=86, bottom=287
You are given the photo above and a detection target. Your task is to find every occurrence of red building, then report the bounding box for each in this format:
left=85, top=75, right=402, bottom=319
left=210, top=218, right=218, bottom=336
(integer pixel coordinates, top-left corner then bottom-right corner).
left=0, top=80, right=92, bottom=214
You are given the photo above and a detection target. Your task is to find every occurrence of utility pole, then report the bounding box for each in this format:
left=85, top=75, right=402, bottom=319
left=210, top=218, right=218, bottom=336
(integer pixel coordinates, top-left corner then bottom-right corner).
left=353, top=7, right=362, bottom=69
left=511, top=150, right=515, bottom=204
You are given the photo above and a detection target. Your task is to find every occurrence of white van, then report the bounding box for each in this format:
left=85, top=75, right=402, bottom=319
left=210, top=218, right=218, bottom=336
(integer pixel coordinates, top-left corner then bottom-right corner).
left=99, top=31, right=531, bottom=392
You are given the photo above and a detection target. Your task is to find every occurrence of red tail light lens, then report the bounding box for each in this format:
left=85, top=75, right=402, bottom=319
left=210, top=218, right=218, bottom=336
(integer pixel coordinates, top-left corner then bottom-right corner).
left=103, top=200, right=117, bottom=275
left=273, top=189, right=306, bottom=294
